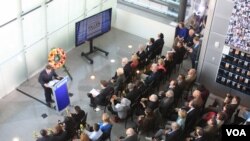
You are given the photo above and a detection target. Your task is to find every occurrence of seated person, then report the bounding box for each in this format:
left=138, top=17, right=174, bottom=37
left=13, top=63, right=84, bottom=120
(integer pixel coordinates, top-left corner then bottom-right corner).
left=242, top=107, right=250, bottom=124
left=110, top=96, right=131, bottom=120
left=85, top=123, right=103, bottom=141
left=159, top=90, right=174, bottom=118
left=205, top=93, right=232, bottom=113
left=63, top=116, right=77, bottom=140
left=36, top=129, right=52, bottom=141
left=71, top=105, right=86, bottom=126
left=124, top=80, right=145, bottom=104
left=111, top=68, right=125, bottom=95
left=98, top=113, right=112, bottom=134
left=51, top=124, right=67, bottom=141
left=146, top=122, right=181, bottom=141
left=141, top=63, right=161, bottom=86
left=118, top=128, right=138, bottom=141
left=186, top=127, right=206, bottom=141
left=136, top=94, right=158, bottom=116
left=112, top=57, right=132, bottom=82
left=190, top=118, right=218, bottom=141
left=79, top=133, right=90, bottom=141
left=88, top=80, right=114, bottom=109
left=130, top=54, right=139, bottom=69
left=137, top=108, right=155, bottom=134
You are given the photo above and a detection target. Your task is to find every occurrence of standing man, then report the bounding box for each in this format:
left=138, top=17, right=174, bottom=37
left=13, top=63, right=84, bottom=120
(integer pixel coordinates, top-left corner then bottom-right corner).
left=188, top=37, right=201, bottom=69
left=38, top=64, right=61, bottom=107
left=154, top=33, right=165, bottom=58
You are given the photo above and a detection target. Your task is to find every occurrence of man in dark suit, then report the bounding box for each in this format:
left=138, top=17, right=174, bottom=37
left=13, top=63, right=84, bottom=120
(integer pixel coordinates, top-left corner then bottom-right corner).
left=119, top=128, right=138, bottom=141
left=71, top=105, right=86, bottom=127
left=154, top=33, right=165, bottom=57
left=165, top=122, right=182, bottom=141
left=143, top=63, right=161, bottom=86
left=88, top=80, right=114, bottom=109
left=188, top=37, right=201, bottom=69
left=38, top=65, right=61, bottom=106
left=185, top=99, right=201, bottom=134
left=36, top=129, right=52, bottom=141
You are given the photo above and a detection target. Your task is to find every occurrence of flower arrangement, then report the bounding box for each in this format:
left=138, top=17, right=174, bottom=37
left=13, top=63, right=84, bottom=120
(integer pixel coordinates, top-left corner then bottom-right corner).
left=48, top=48, right=66, bottom=69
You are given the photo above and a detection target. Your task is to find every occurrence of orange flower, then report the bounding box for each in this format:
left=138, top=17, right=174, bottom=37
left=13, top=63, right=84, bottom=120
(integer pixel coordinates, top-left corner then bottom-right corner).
left=48, top=48, right=66, bottom=69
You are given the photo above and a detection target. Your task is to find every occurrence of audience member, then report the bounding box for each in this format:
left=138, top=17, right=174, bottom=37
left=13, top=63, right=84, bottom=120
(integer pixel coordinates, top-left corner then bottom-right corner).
left=188, top=37, right=201, bottom=68
left=118, top=128, right=138, bottom=141
left=185, top=68, right=197, bottom=90
left=136, top=44, right=147, bottom=69
left=71, top=105, right=86, bottom=127
left=88, top=80, right=114, bottom=109
left=85, top=123, right=103, bottom=141
left=130, top=54, right=139, bottom=69
left=142, top=63, right=161, bottom=86
left=36, top=129, right=52, bottom=141
left=110, top=96, right=131, bottom=120
left=98, top=113, right=112, bottom=134
left=176, top=74, right=186, bottom=90
left=51, top=124, right=67, bottom=141
left=154, top=33, right=165, bottom=57
left=146, top=37, right=156, bottom=60
left=175, top=22, right=188, bottom=41
left=159, top=90, right=174, bottom=118
left=80, top=133, right=90, bottom=141
left=137, top=108, right=155, bottom=134
left=112, top=68, right=125, bottom=95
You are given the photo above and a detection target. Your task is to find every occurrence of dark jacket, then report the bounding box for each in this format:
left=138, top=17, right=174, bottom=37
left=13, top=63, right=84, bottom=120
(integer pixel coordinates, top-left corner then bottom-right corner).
left=165, top=128, right=181, bottom=141
left=38, top=69, right=58, bottom=87
left=121, top=134, right=138, bottom=141
left=95, top=86, right=114, bottom=105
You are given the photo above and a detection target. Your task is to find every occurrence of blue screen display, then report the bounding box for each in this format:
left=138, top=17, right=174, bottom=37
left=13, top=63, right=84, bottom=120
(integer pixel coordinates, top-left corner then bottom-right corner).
left=75, top=8, right=112, bottom=46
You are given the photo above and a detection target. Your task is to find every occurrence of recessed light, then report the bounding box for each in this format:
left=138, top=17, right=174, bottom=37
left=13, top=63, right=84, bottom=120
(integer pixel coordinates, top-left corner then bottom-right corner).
left=128, top=45, right=132, bottom=48
left=110, top=59, right=115, bottom=63
left=13, top=137, right=19, bottom=141
left=136, top=70, right=140, bottom=74
left=90, top=75, right=95, bottom=80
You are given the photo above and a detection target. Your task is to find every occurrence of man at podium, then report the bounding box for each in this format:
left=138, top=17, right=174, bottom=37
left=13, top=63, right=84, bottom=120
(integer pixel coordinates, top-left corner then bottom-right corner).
left=38, top=65, right=61, bottom=107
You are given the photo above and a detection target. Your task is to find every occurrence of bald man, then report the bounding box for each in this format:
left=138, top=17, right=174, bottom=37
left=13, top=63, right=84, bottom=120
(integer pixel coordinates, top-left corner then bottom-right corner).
left=119, top=128, right=138, bottom=141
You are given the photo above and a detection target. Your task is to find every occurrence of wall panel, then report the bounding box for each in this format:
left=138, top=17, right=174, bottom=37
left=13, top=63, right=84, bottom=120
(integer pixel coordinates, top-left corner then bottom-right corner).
left=22, top=7, right=45, bottom=47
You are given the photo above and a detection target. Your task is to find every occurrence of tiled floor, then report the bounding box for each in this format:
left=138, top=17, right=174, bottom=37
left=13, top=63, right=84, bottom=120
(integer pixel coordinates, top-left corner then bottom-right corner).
left=0, top=28, right=194, bottom=141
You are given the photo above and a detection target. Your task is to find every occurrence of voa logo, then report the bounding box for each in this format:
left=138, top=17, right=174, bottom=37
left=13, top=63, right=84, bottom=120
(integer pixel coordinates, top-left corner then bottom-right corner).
left=226, top=129, right=246, bottom=136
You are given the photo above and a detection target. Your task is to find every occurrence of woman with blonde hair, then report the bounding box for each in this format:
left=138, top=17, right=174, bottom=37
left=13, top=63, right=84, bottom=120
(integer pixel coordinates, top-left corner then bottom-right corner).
left=157, top=58, right=166, bottom=72
left=98, top=113, right=112, bottom=134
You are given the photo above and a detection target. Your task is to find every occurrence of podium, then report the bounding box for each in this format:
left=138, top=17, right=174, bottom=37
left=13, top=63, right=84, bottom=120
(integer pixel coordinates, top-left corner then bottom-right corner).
left=48, top=76, right=70, bottom=112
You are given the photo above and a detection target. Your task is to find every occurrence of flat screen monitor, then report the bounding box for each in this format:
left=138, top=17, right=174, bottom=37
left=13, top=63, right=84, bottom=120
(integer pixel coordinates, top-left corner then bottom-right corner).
left=75, top=8, right=112, bottom=46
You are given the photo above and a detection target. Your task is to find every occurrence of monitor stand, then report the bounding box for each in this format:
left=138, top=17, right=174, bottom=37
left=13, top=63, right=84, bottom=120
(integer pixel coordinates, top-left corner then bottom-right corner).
left=81, top=39, right=109, bottom=64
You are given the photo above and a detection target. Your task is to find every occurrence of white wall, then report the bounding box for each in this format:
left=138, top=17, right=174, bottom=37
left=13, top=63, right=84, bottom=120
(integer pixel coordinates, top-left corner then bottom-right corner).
left=0, top=0, right=116, bottom=98
left=113, top=8, right=176, bottom=48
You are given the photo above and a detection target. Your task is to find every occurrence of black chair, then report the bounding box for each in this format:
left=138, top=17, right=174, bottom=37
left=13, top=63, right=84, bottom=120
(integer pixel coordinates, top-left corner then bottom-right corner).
left=125, top=103, right=137, bottom=128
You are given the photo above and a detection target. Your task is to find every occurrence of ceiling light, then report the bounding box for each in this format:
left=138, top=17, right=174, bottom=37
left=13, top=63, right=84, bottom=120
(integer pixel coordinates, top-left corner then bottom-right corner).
left=90, top=75, right=95, bottom=80
left=13, top=137, right=19, bottom=141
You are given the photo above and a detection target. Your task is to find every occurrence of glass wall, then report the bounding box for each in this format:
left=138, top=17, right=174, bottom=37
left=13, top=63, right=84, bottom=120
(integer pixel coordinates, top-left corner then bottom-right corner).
left=0, top=0, right=116, bottom=98
left=119, top=0, right=180, bottom=21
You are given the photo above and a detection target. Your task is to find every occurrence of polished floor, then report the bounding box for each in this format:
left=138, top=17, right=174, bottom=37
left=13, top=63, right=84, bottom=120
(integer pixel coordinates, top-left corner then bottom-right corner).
left=0, top=28, right=196, bottom=141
